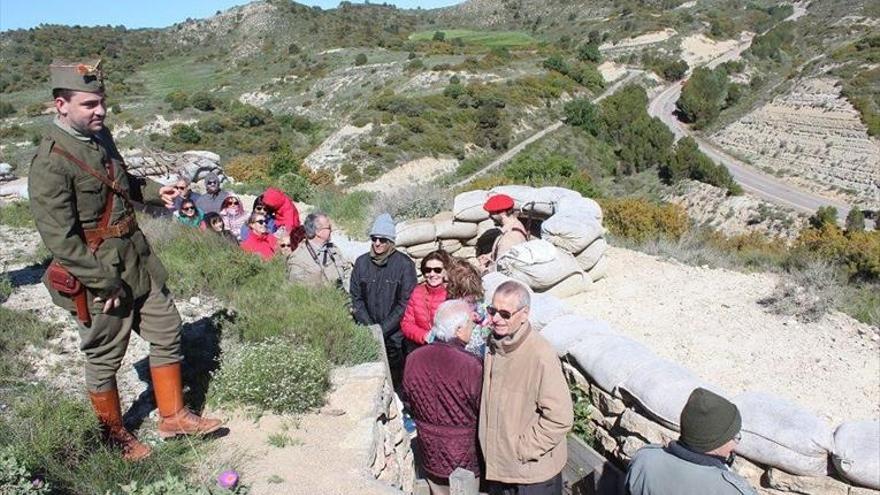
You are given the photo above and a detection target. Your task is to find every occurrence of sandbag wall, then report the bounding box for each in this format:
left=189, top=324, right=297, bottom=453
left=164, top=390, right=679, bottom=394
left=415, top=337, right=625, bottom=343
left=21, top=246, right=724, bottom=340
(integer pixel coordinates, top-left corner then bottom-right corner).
left=395, top=185, right=609, bottom=295
left=487, top=278, right=880, bottom=494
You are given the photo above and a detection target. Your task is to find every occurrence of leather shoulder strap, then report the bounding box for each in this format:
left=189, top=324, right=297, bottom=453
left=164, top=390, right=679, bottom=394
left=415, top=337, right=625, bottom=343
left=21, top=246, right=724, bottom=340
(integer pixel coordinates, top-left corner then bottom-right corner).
left=51, top=145, right=130, bottom=202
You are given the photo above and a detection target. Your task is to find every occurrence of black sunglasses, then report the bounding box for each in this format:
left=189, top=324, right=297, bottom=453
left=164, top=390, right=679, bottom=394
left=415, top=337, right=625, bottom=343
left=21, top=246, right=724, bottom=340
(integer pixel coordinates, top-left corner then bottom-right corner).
left=181, top=206, right=195, bottom=211
left=370, top=236, right=390, bottom=244
left=206, top=181, right=218, bottom=185
left=486, top=305, right=522, bottom=320
left=279, top=243, right=291, bottom=248
left=175, top=185, right=188, bottom=190
left=422, top=267, right=444, bottom=274
left=252, top=219, right=266, bottom=225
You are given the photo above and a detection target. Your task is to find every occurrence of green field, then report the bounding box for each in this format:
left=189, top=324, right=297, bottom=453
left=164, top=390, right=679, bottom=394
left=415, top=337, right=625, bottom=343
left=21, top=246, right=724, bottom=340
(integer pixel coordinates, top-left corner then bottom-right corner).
left=130, top=56, right=224, bottom=98
left=409, top=29, right=537, bottom=48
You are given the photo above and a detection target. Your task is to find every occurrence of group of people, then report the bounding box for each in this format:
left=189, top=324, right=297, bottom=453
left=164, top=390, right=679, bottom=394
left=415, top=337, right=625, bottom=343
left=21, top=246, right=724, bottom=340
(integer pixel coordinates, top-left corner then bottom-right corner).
left=29, top=59, right=758, bottom=495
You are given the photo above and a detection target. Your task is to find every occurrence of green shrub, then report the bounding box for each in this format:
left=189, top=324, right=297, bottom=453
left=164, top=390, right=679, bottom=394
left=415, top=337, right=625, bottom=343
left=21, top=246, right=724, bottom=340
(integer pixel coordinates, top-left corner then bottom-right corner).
left=676, top=67, right=729, bottom=127
left=505, top=153, right=576, bottom=184
left=808, top=206, right=838, bottom=229
left=600, top=198, right=689, bottom=243
left=276, top=172, right=314, bottom=202
left=845, top=209, right=865, bottom=232
left=354, top=53, right=368, bottom=66
left=224, top=154, right=271, bottom=183
left=116, top=473, right=248, bottom=495
left=0, top=201, right=34, bottom=229
left=794, top=225, right=880, bottom=281
left=164, top=91, right=190, bottom=111
left=0, top=100, right=16, bottom=119
left=189, top=92, right=219, bottom=112
left=662, top=137, right=742, bottom=194
left=171, top=124, right=201, bottom=144
left=211, top=339, right=329, bottom=414
left=312, top=189, right=375, bottom=238
left=576, top=42, right=601, bottom=63
left=432, top=31, right=446, bottom=42
left=564, top=98, right=599, bottom=135
left=227, top=101, right=270, bottom=128
left=0, top=446, right=51, bottom=493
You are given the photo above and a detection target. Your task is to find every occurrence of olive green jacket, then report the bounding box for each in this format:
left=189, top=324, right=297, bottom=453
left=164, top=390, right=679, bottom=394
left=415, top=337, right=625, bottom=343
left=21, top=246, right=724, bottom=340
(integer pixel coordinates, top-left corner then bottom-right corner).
left=28, top=122, right=167, bottom=313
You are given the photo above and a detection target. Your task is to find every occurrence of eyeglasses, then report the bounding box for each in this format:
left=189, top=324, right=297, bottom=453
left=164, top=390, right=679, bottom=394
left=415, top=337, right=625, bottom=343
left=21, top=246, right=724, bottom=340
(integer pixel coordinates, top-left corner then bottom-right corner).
left=422, top=267, right=444, bottom=274
left=206, top=181, right=218, bottom=185
left=254, top=205, right=266, bottom=211
left=252, top=219, right=266, bottom=225
left=486, top=305, right=524, bottom=320
left=181, top=206, right=195, bottom=212
left=370, top=236, right=390, bottom=244
left=225, top=200, right=240, bottom=206
left=175, top=185, right=188, bottom=190
left=279, top=243, right=291, bottom=248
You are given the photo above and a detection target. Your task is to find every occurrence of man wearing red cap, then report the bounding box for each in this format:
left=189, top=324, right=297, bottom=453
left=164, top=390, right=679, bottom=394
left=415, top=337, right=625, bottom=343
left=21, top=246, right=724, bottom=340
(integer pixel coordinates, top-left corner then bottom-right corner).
left=477, top=194, right=529, bottom=273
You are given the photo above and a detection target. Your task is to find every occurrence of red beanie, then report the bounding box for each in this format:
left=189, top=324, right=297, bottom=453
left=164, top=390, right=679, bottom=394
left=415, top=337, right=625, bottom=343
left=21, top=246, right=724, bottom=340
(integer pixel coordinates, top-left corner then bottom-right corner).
left=483, top=194, right=514, bottom=213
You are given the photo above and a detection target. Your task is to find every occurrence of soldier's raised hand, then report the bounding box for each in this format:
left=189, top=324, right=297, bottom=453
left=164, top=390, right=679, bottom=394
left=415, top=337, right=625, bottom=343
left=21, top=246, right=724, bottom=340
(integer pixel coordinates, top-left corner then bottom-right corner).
left=159, top=185, right=179, bottom=207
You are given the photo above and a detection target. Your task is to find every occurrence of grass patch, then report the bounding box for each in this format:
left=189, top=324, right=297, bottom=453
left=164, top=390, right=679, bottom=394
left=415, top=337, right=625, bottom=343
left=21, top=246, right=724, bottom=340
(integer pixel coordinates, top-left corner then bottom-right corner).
left=211, top=339, right=329, bottom=414
left=0, top=384, right=218, bottom=495
left=409, top=29, right=536, bottom=48
left=311, top=189, right=376, bottom=240
left=0, top=200, right=34, bottom=229
left=135, top=56, right=222, bottom=99
left=143, top=219, right=379, bottom=366
left=0, top=306, right=59, bottom=384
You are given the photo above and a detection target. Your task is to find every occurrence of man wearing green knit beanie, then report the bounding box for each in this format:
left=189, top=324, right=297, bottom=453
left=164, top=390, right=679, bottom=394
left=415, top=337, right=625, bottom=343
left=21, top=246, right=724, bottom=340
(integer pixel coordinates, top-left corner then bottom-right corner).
left=624, top=388, right=758, bottom=495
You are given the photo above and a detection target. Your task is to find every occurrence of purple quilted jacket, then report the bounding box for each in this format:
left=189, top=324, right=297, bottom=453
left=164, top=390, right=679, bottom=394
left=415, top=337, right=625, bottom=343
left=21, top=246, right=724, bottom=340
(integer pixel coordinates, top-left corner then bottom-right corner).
left=403, top=339, right=483, bottom=479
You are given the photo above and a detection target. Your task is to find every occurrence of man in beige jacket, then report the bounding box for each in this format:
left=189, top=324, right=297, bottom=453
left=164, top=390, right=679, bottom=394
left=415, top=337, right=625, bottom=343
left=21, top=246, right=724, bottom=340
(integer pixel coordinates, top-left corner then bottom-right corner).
left=479, top=281, right=573, bottom=494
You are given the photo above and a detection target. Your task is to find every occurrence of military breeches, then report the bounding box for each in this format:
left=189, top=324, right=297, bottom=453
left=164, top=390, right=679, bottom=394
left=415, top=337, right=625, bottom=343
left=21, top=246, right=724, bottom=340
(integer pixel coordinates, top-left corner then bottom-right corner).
left=77, top=284, right=182, bottom=392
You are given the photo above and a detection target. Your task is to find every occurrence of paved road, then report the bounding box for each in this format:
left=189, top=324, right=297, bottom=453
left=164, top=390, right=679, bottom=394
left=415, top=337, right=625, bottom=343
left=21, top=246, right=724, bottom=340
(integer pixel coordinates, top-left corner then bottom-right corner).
left=647, top=60, right=852, bottom=221
left=453, top=70, right=643, bottom=188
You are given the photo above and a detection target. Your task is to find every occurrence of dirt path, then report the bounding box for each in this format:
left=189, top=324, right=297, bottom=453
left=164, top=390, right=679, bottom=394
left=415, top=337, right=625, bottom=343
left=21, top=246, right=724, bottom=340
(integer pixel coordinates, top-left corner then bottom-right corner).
left=452, top=69, right=644, bottom=188
left=211, top=364, right=401, bottom=495
left=564, top=247, right=880, bottom=426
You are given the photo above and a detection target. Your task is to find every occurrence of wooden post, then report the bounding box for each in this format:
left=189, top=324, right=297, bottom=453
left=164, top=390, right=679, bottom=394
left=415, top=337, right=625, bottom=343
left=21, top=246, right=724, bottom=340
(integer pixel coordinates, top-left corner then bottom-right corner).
left=449, top=468, right=479, bottom=495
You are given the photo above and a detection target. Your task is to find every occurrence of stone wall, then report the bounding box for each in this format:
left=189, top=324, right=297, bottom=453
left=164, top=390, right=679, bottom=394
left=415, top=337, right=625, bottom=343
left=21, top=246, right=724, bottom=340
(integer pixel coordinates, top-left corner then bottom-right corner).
left=369, top=370, right=414, bottom=493
left=561, top=361, right=879, bottom=495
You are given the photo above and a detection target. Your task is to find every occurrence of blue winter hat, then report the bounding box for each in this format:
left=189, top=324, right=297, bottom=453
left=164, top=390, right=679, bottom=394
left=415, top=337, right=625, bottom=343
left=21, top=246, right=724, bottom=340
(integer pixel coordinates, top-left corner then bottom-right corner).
left=369, top=213, right=396, bottom=242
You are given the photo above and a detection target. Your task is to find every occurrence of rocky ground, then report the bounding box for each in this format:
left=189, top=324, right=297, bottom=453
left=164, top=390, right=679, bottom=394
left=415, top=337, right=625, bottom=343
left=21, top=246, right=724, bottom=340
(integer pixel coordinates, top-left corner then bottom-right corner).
left=713, top=77, right=880, bottom=209
left=565, top=246, right=880, bottom=426
left=664, top=179, right=808, bottom=241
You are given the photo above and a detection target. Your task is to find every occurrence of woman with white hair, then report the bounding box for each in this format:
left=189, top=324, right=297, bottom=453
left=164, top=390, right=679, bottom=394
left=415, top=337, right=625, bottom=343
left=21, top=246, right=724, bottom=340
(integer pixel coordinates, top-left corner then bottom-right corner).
left=403, top=299, right=483, bottom=495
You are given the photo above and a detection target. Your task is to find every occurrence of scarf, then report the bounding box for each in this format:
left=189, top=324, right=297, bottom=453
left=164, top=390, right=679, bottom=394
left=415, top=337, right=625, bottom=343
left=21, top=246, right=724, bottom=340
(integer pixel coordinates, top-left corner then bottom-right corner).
left=370, top=243, right=395, bottom=267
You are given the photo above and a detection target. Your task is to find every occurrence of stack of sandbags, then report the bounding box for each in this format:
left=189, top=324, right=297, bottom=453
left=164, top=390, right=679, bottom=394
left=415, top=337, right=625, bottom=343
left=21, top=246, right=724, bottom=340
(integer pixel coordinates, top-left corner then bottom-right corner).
left=496, top=239, right=593, bottom=298
left=538, top=194, right=608, bottom=283
left=395, top=212, right=481, bottom=263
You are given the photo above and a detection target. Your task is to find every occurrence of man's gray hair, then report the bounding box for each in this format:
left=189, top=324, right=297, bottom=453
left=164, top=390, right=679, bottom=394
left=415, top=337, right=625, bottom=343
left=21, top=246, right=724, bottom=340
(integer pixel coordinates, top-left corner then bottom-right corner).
left=494, top=280, right=531, bottom=310
left=431, top=299, right=472, bottom=342
left=303, top=211, right=329, bottom=239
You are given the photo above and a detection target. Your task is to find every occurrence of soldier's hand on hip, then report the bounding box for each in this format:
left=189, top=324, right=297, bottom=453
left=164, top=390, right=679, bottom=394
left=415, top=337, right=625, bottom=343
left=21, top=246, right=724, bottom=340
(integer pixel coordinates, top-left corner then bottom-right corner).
left=159, top=185, right=179, bottom=207
left=94, top=287, right=123, bottom=313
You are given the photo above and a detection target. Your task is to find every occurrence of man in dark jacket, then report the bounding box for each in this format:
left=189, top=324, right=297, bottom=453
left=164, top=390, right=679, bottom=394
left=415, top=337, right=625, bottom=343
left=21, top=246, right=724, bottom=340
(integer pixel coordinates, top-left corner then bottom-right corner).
left=350, top=213, right=417, bottom=390
left=624, top=388, right=757, bottom=495
left=404, top=299, right=483, bottom=495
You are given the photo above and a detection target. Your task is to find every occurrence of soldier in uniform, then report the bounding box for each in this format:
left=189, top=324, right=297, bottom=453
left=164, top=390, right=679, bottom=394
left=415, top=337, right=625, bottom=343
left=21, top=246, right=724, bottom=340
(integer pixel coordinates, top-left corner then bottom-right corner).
left=624, top=388, right=757, bottom=495
left=28, top=59, right=222, bottom=461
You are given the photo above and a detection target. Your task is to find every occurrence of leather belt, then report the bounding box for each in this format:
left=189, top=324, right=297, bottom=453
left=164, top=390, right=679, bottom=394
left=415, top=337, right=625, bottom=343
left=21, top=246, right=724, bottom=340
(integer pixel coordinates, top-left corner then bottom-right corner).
left=83, top=214, right=137, bottom=248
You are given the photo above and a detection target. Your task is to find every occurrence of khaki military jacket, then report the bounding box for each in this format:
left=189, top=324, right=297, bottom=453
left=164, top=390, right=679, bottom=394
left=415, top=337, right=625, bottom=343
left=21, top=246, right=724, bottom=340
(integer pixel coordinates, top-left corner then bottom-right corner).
left=28, top=121, right=167, bottom=313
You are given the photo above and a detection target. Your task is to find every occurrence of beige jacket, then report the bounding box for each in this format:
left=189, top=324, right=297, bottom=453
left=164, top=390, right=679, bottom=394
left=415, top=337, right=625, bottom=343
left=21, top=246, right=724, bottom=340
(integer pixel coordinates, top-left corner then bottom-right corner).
left=286, top=239, right=350, bottom=291
left=479, top=324, right=573, bottom=484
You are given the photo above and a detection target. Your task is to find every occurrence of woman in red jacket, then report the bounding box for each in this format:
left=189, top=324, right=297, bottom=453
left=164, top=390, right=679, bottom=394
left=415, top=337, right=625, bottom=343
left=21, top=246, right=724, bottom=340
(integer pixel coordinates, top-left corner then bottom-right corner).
left=240, top=213, right=278, bottom=260
left=261, top=187, right=300, bottom=234
left=401, top=250, right=451, bottom=352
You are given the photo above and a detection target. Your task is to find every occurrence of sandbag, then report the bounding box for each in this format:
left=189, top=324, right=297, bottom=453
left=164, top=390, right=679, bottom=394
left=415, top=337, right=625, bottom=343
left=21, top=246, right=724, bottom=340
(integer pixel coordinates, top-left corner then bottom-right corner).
left=332, top=233, right=370, bottom=264
left=576, top=238, right=607, bottom=271
left=463, top=236, right=479, bottom=247
left=433, top=212, right=479, bottom=240
left=733, top=391, right=834, bottom=476
left=453, top=190, right=490, bottom=222
left=457, top=246, right=476, bottom=260
left=537, top=186, right=581, bottom=203
left=568, top=334, right=656, bottom=397
left=490, top=185, right=537, bottom=209
left=541, top=214, right=605, bottom=254
left=620, top=359, right=723, bottom=430
left=541, top=314, right=613, bottom=355
left=406, top=241, right=440, bottom=259
left=587, top=255, right=609, bottom=282
left=556, top=195, right=603, bottom=223
left=482, top=271, right=533, bottom=302
left=544, top=271, right=592, bottom=298
left=833, top=420, right=880, bottom=489
left=395, top=219, right=436, bottom=247
left=439, top=239, right=462, bottom=254
left=496, top=239, right=581, bottom=290
left=529, top=292, right=572, bottom=332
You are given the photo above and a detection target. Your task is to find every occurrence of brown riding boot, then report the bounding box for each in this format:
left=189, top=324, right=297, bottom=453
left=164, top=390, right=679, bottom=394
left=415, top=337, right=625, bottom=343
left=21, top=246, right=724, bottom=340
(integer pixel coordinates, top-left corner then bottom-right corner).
left=88, top=389, right=152, bottom=461
left=150, top=362, right=223, bottom=439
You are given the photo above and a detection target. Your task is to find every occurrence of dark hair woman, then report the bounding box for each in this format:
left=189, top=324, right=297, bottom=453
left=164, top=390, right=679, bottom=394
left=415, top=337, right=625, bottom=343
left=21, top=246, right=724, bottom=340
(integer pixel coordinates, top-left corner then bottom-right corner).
left=176, top=198, right=203, bottom=228
left=400, top=249, right=451, bottom=350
